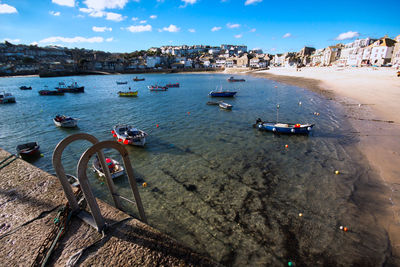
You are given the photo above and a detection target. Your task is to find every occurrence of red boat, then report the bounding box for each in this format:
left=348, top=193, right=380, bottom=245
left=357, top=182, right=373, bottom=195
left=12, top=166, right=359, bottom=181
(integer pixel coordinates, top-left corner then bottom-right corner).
left=16, top=142, right=40, bottom=157
left=165, top=83, right=180, bottom=88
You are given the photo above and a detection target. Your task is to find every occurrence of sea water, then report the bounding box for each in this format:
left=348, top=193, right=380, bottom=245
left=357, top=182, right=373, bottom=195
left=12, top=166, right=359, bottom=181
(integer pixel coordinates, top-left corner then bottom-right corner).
left=0, top=74, right=390, bottom=266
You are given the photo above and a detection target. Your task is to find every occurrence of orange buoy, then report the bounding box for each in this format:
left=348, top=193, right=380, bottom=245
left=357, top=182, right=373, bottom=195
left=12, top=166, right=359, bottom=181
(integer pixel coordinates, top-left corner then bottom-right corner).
left=123, top=139, right=129, bottom=145
left=142, top=182, right=147, bottom=188
left=187, top=112, right=190, bottom=115
left=285, top=144, right=288, bottom=148
left=343, top=227, right=348, bottom=232
left=274, top=86, right=277, bottom=88
left=156, top=124, right=159, bottom=128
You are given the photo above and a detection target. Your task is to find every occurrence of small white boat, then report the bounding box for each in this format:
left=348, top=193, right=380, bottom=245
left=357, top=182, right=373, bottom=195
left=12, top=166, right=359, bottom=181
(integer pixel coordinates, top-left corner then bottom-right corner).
left=111, top=125, right=147, bottom=146
left=0, top=92, right=16, bottom=104
left=53, top=115, right=78, bottom=128
left=93, top=156, right=125, bottom=179
left=219, top=101, right=233, bottom=110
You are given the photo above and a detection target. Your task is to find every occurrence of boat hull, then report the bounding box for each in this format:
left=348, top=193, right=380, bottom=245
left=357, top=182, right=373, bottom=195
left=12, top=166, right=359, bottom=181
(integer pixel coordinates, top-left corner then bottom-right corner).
left=209, top=91, right=237, bottom=97
left=148, top=86, right=168, bottom=91
left=16, top=142, right=40, bottom=157
left=257, top=122, right=314, bottom=134
left=219, top=102, right=233, bottom=110
left=56, top=86, right=84, bottom=93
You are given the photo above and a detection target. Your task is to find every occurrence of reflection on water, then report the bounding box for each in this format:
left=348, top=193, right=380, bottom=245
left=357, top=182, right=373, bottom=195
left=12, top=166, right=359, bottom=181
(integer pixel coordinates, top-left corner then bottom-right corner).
left=0, top=74, right=389, bottom=265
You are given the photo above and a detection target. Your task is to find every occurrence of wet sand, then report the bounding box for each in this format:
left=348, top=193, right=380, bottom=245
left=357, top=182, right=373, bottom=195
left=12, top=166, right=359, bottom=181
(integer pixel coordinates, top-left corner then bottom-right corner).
left=249, top=67, right=400, bottom=263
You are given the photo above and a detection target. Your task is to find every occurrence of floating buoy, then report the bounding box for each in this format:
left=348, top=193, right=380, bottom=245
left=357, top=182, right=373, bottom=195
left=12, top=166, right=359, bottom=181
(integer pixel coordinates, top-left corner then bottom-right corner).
left=40, top=154, right=44, bottom=157
left=123, top=139, right=129, bottom=145
left=358, top=104, right=361, bottom=107
left=298, top=213, right=303, bottom=217
left=142, top=182, right=147, bottom=188
left=335, top=170, right=340, bottom=175
left=298, top=101, right=302, bottom=105
left=288, top=261, right=294, bottom=266
left=274, top=85, right=277, bottom=88
left=156, top=124, right=159, bottom=128
left=285, top=144, right=288, bottom=148
left=339, top=225, right=343, bottom=230
left=343, top=227, right=348, bottom=232
left=187, top=112, right=190, bottom=115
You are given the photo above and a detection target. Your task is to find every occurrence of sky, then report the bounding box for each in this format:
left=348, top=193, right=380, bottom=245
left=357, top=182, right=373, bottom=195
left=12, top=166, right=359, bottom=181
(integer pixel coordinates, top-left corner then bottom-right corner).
left=0, top=0, right=399, bottom=54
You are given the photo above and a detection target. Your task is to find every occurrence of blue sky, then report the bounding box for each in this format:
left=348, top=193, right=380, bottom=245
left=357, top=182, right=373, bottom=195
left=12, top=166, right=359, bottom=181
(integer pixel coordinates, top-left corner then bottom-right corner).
left=1, top=0, right=399, bottom=54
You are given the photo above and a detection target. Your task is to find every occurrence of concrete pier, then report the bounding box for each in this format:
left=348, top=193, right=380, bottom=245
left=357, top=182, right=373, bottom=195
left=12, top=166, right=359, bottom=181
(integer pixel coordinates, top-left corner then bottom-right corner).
left=0, top=148, right=217, bottom=266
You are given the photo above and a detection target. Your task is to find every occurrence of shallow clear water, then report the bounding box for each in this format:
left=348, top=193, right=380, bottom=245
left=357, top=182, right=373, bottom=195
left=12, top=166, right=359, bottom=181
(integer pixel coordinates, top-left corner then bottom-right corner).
left=0, top=74, right=389, bottom=266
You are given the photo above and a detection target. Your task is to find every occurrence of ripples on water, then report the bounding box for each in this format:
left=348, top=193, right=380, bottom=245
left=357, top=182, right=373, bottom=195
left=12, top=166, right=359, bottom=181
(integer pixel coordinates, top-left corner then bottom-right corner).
left=0, top=74, right=389, bottom=265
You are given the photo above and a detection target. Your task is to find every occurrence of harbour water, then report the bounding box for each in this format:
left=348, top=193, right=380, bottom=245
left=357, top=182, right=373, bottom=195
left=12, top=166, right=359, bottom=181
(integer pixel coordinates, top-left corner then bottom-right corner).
left=0, top=74, right=390, bottom=265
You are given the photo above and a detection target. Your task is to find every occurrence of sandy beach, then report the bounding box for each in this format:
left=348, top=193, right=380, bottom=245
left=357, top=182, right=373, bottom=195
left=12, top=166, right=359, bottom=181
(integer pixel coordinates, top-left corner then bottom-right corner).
left=247, top=66, right=400, bottom=260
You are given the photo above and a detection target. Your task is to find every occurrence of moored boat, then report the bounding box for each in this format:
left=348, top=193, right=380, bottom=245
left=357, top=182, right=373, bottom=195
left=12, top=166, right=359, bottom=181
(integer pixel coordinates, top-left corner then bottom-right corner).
left=39, top=90, right=64, bottom=95
left=148, top=85, right=168, bottom=91
left=53, top=115, right=78, bottom=128
left=227, top=76, right=245, bottom=82
left=118, top=91, right=138, bottom=97
left=19, top=86, right=32, bottom=90
left=55, top=82, right=84, bottom=93
left=16, top=142, right=40, bottom=157
left=209, top=90, right=237, bottom=97
left=254, top=118, right=314, bottom=134
left=111, top=125, right=147, bottom=146
left=133, top=77, right=145, bottom=81
left=93, top=156, right=125, bottom=179
left=219, top=101, right=233, bottom=110
left=165, top=83, right=180, bottom=88
left=116, top=81, right=128, bottom=85
left=0, top=92, right=16, bottom=103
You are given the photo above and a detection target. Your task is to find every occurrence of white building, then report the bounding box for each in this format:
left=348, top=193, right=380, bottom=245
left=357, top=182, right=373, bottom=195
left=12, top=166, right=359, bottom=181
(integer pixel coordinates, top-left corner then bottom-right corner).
left=370, top=37, right=396, bottom=66
left=146, top=56, right=161, bottom=68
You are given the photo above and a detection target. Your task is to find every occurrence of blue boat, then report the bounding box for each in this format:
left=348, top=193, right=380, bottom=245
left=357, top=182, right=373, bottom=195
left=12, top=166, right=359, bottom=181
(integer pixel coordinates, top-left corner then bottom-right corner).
left=255, top=119, right=314, bottom=134
left=209, top=89, right=237, bottom=97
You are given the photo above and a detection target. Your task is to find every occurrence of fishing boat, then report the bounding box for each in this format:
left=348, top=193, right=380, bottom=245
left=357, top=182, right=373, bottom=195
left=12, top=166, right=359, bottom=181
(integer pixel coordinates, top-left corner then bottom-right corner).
left=254, top=119, right=314, bottom=134
left=209, top=86, right=237, bottom=97
left=16, top=142, right=40, bottom=158
left=165, top=83, right=180, bottom=88
left=93, top=156, right=125, bottom=179
left=133, top=77, right=145, bottom=81
left=39, top=90, right=64, bottom=96
left=116, top=81, right=128, bottom=85
left=227, top=76, right=245, bottom=82
left=118, top=91, right=138, bottom=97
left=219, top=101, right=233, bottom=110
left=53, top=115, right=78, bottom=128
left=0, top=92, right=16, bottom=103
left=55, top=82, right=84, bottom=93
left=148, top=85, right=168, bottom=91
left=19, top=86, right=32, bottom=90
left=111, top=125, right=147, bottom=146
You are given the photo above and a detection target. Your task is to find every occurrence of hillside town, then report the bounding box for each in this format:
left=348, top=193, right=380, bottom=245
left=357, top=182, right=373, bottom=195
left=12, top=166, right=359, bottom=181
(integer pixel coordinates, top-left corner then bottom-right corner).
left=0, top=34, right=399, bottom=77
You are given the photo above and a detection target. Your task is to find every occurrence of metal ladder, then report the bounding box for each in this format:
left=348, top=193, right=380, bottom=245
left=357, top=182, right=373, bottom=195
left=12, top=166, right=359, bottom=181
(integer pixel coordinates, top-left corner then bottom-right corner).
left=52, top=133, right=147, bottom=232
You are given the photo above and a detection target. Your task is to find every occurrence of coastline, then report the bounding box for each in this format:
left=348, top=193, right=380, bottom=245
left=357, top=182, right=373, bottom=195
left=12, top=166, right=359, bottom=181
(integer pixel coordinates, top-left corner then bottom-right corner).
left=249, top=67, right=400, bottom=261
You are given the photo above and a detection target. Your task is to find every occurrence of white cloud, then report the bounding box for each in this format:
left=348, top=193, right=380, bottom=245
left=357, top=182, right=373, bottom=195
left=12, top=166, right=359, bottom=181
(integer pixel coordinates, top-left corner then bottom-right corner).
left=4, top=38, right=20, bottom=43
left=49, top=11, right=61, bottom=16
left=245, top=0, right=262, bottom=5
left=227, top=23, right=240, bottom=29
left=83, top=0, right=131, bottom=10
left=211, top=26, right=221, bottom=32
left=188, top=28, right=195, bottom=33
left=335, top=31, right=360, bottom=40
left=106, top=12, right=125, bottom=21
left=162, top=24, right=180, bottom=32
left=131, top=17, right=138, bottom=21
left=92, top=26, right=112, bottom=32
left=30, top=42, right=38, bottom=46
left=282, top=32, right=291, bottom=38
left=0, top=3, right=17, bottom=14
left=150, top=15, right=157, bottom=19
left=40, top=36, right=104, bottom=43
left=180, top=0, right=197, bottom=7
left=52, top=0, right=75, bottom=7
left=250, top=28, right=256, bottom=32
left=140, top=20, right=147, bottom=24
left=106, top=37, right=113, bottom=42
left=234, top=34, right=242, bottom=38
left=125, top=25, right=152, bottom=33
